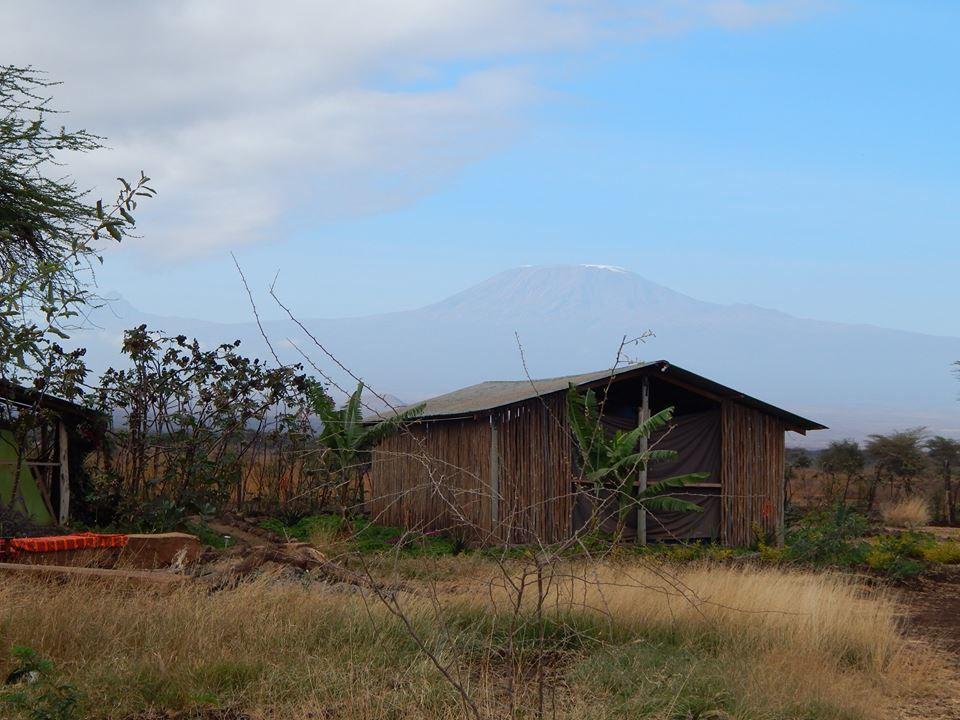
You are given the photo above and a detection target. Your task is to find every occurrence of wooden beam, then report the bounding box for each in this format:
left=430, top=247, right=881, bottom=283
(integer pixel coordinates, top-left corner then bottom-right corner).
left=0, top=562, right=189, bottom=589
left=489, top=417, right=500, bottom=532
left=57, top=421, right=69, bottom=526
left=653, top=371, right=724, bottom=402
left=637, top=376, right=649, bottom=546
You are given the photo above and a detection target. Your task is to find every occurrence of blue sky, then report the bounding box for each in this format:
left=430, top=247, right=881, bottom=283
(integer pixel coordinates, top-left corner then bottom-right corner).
left=7, top=1, right=958, bottom=335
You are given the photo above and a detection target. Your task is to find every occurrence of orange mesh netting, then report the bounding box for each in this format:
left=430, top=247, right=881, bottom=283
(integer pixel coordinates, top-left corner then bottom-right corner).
left=0, top=532, right=128, bottom=556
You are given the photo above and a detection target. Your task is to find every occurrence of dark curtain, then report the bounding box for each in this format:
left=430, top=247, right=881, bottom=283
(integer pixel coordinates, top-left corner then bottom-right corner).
left=572, top=409, right=722, bottom=541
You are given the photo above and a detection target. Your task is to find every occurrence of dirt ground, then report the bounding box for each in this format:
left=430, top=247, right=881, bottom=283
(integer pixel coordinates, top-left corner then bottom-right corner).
left=896, top=566, right=960, bottom=719
left=903, top=568, right=960, bottom=654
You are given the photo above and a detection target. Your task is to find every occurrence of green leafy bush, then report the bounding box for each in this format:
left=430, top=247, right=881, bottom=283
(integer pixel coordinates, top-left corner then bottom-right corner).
left=921, top=540, right=960, bottom=564
left=643, top=541, right=735, bottom=564
left=779, top=506, right=940, bottom=579
left=184, top=520, right=234, bottom=549
left=783, top=504, right=870, bottom=566
left=260, top=515, right=456, bottom=556
left=862, top=531, right=960, bottom=578
left=864, top=535, right=927, bottom=579
left=0, top=647, right=82, bottom=720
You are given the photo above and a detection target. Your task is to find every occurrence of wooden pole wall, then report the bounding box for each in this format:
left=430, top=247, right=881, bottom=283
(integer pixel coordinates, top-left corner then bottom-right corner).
left=370, top=391, right=788, bottom=548
left=368, top=394, right=572, bottom=545
left=636, top=377, right=649, bottom=546
left=720, top=401, right=786, bottom=546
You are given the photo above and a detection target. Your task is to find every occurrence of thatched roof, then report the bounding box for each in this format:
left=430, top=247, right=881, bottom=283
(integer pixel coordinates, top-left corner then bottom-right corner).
left=373, top=361, right=825, bottom=433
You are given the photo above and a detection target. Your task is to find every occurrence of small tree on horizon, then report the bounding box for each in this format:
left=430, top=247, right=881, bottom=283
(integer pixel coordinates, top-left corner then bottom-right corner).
left=818, top=439, right=865, bottom=505
left=926, top=436, right=960, bottom=525
left=865, top=428, right=928, bottom=508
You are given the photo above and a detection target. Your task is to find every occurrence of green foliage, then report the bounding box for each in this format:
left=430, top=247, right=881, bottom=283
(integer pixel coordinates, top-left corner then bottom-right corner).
left=921, top=539, right=960, bottom=564
left=184, top=520, right=234, bottom=549
left=0, top=65, right=155, bottom=379
left=0, top=646, right=82, bottom=720
left=927, top=436, right=960, bottom=468
left=926, top=435, right=960, bottom=523
left=640, top=540, right=735, bottom=564
left=260, top=514, right=456, bottom=556
left=866, top=428, right=928, bottom=494
left=566, top=384, right=708, bottom=533
left=84, top=326, right=324, bottom=528
left=260, top=514, right=345, bottom=542
left=818, top=440, right=865, bottom=476
left=776, top=507, right=960, bottom=579
left=865, top=535, right=926, bottom=580
left=863, top=531, right=960, bottom=576
left=782, top=504, right=871, bottom=566
left=309, top=380, right=424, bottom=508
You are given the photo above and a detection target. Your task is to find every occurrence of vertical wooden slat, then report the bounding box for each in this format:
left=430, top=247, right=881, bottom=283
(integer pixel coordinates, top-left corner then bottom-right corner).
left=636, top=377, right=649, bottom=546
left=365, top=393, right=583, bottom=546
left=57, top=421, right=70, bottom=526
left=721, top=402, right=786, bottom=546
left=490, top=417, right=499, bottom=530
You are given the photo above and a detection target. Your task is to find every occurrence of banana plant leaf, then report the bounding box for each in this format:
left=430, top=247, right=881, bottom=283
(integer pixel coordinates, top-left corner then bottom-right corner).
left=636, top=472, right=711, bottom=513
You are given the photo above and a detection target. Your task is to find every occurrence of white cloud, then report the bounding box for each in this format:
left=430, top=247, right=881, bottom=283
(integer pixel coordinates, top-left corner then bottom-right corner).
left=0, top=0, right=819, bottom=260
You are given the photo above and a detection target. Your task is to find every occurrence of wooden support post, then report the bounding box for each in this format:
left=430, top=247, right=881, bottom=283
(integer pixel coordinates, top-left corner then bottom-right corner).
left=57, top=421, right=70, bottom=526
left=489, top=417, right=500, bottom=533
left=637, top=377, right=649, bottom=545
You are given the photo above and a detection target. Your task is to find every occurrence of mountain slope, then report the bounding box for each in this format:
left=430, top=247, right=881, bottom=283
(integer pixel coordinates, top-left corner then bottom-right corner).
left=74, top=265, right=960, bottom=445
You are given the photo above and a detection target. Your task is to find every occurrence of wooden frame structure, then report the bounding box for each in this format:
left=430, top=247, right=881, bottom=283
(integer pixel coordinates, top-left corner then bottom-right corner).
left=0, top=380, right=102, bottom=526
left=368, top=361, right=824, bottom=547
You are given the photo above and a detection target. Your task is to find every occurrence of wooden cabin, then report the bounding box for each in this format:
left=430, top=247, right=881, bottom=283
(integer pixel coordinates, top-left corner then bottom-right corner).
left=368, top=361, right=824, bottom=547
left=0, top=380, right=102, bottom=527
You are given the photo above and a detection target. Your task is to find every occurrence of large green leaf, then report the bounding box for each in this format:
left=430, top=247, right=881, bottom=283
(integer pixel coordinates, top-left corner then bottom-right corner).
left=614, top=407, right=675, bottom=451
left=635, top=472, right=710, bottom=514
left=641, top=496, right=704, bottom=513
left=358, top=402, right=426, bottom=449
left=638, top=472, right=711, bottom=499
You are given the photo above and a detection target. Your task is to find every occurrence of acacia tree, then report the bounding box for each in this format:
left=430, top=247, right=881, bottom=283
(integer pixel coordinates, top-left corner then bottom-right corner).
left=1, top=65, right=154, bottom=381
left=1, top=66, right=153, bottom=518
left=818, top=439, right=864, bottom=504
left=865, top=428, right=928, bottom=507
left=926, top=436, right=960, bottom=525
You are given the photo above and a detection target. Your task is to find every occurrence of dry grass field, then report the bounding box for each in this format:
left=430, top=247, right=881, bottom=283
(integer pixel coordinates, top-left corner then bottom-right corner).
left=1, top=558, right=957, bottom=720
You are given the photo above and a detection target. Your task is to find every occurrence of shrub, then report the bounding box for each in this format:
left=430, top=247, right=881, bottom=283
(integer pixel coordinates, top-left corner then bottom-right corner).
left=865, top=549, right=925, bottom=580
left=648, top=541, right=735, bottom=564
left=920, top=540, right=960, bottom=564
left=783, top=504, right=870, bottom=566
left=259, top=515, right=457, bottom=556
left=0, top=646, right=82, bottom=720
left=865, top=532, right=931, bottom=580
left=880, top=497, right=931, bottom=528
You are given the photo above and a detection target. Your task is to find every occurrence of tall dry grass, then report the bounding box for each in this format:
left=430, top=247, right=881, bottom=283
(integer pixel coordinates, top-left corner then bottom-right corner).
left=881, top=496, right=932, bottom=528
left=0, top=561, right=947, bottom=719
left=544, top=563, right=902, bottom=669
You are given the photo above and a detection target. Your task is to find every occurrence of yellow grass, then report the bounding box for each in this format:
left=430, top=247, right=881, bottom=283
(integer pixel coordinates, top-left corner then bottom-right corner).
left=881, top=496, right=932, bottom=528
left=534, top=563, right=903, bottom=670
left=0, top=560, right=949, bottom=719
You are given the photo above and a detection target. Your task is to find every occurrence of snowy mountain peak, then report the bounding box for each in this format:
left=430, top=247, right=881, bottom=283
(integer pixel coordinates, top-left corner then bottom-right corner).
left=423, top=264, right=708, bottom=320
left=581, top=264, right=629, bottom=273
